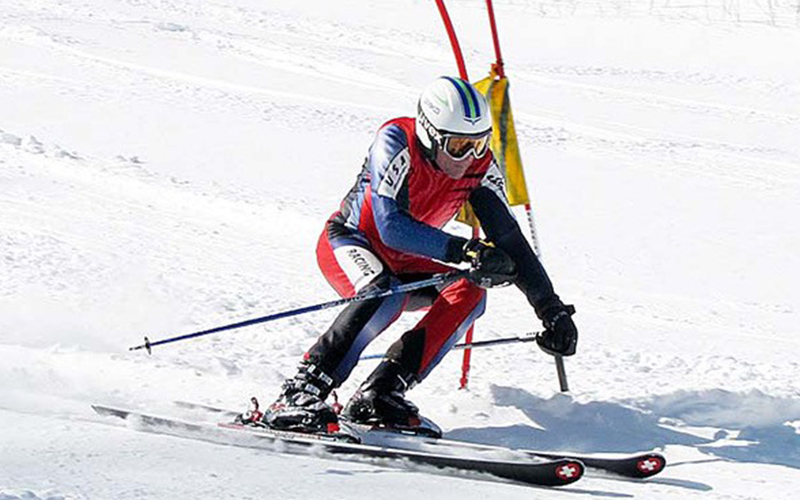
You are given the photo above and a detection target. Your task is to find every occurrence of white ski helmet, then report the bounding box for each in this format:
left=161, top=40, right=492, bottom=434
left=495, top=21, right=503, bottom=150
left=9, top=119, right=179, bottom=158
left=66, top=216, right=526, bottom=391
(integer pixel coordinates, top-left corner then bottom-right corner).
left=415, top=76, right=492, bottom=159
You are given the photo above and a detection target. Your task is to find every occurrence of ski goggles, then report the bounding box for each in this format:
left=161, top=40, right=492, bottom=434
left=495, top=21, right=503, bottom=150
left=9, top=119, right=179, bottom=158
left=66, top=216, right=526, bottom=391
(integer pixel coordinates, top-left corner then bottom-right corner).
left=442, top=133, right=491, bottom=161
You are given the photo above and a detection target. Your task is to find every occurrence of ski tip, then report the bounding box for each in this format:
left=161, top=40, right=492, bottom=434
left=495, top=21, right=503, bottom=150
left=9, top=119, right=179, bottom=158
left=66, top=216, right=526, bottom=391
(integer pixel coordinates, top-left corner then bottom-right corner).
left=554, top=460, right=585, bottom=485
left=91, top=404, right=130, bottom=421
left=634, top=453, right=666, bottom=478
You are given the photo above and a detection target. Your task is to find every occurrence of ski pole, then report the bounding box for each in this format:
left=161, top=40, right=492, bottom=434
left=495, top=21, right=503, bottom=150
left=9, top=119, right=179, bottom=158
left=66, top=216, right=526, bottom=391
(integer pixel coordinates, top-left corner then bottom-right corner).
left=555, top=355, right=569, bottom=392
left=359, top=331, right=541, bottom=361
left=130, top=270, right=469, bottom=354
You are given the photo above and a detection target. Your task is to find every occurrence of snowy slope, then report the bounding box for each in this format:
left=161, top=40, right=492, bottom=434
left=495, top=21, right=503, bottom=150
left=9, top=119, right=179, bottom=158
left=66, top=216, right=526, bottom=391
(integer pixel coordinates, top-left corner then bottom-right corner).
left=1, top=0, right=799, bottom=498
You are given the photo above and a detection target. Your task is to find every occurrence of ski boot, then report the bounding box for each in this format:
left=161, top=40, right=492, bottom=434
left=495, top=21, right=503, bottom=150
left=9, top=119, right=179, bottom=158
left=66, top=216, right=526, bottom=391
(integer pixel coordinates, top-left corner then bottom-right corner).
left=261, top=362, right=341, bottom=434
left=342, top=360, right=441, bottom=438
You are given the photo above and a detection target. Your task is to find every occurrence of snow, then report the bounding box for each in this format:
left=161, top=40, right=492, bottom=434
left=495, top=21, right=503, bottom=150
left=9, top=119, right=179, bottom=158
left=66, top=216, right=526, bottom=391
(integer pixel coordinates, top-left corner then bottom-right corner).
left=1, top=0, right=799, bottom=498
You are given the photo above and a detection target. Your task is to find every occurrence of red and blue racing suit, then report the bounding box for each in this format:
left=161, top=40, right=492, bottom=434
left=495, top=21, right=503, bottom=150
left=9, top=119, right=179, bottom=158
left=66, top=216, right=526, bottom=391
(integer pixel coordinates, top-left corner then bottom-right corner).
left=306, top=117, right=560, bottom=386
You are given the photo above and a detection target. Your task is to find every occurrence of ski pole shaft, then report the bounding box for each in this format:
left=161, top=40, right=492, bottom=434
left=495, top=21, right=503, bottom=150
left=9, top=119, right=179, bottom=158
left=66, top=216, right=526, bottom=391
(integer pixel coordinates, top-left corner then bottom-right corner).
left=130, top=270, right=469, bottom=353
left=452, top=333, right=538, bottom=351
left=360, top=331, right=540, bottom=361
left=555, top=355, right=569, bottom=392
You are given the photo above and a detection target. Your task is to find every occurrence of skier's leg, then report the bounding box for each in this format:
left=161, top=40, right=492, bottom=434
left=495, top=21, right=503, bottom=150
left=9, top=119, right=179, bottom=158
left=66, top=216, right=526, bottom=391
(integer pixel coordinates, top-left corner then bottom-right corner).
left=306, top=226, right=408, bottom=385
left=389, top=277, right=486, bottom=382
left=304, top=272, right=407, bottom=385
left=265, top=227, right=406, bottom=431
left=345, top=277, right=486, bottom=427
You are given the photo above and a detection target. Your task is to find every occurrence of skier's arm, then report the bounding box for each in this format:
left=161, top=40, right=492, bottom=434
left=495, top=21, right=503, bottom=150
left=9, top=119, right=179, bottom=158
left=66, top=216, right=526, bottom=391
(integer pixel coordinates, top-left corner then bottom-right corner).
left=472, top=161, right=579, bottom=356
left=368, top=125, right=465, bottom=263
left=468, top=162, right=562, bottom=317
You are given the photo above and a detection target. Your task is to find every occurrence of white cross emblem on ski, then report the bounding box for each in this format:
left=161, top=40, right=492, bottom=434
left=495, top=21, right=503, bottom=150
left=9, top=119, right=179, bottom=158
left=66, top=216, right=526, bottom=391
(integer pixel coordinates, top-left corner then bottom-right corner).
left=557, top=463, right=578, bottom=479
left=639, top=459, right=659, bottom=472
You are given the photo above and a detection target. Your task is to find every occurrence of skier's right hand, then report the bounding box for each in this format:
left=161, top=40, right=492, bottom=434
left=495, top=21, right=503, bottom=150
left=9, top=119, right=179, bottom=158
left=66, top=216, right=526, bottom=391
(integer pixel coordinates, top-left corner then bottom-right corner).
left=462, top=239, right=517, bottom=288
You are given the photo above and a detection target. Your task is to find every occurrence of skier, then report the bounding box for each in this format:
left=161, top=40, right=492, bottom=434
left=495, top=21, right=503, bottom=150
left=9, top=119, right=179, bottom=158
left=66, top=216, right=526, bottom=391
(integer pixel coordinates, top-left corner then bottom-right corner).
left=263, top=76, right=578, bottom=434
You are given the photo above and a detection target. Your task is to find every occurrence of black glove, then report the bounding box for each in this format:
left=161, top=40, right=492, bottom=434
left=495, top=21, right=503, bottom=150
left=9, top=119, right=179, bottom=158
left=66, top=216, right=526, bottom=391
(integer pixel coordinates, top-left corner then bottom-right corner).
left=462, top=239, right=517, bottom=288
left=536, top=304, right=578, bottom=356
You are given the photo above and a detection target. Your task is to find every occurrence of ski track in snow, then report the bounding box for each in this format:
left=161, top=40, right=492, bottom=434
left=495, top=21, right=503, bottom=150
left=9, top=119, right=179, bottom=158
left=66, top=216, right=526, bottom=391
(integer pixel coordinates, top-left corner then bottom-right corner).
left=2, top=0, right=800, bottom=498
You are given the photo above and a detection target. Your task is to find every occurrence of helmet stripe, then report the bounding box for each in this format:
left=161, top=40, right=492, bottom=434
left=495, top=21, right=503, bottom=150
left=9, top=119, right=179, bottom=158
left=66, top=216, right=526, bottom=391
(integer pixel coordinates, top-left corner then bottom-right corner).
left=460, top=79, right=482, bottom=119
left=453, top=78, right=479, bottom=119
left=443, top=77, right=480, bottom=120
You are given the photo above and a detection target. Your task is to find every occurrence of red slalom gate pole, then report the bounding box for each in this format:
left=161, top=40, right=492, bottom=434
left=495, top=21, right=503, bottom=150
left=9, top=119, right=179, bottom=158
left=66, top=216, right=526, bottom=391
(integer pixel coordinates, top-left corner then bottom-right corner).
left=460, top=227, right=481, bottom=389
left=484, top=1, right=566, bottom=391
left=434, top=0, right=474, bottom=388
left=485, top=0, right=505, bottom=78
left=434, top=0, right=469, bottom=80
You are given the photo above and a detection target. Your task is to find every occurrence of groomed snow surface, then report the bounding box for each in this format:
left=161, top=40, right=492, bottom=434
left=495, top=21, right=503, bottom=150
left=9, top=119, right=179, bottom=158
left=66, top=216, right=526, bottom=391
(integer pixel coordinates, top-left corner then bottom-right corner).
left=1, top=0, right=799, bottom=498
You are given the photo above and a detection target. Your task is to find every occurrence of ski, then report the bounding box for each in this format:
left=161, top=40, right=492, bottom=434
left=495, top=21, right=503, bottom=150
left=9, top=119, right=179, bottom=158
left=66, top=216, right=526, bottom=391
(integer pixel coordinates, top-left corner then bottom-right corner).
left=173, top=400, right=666, bottom=479
left=342, top=423, right=667, bottom=479
left=349, top=425, right=666, bottom=479
left=93, top=404, right=584, bottom=488
left=94, top=404, right=357, bottom=443
left=416, top=437, right=664, bottom=479
left=518, top=449, right=665, bottom=479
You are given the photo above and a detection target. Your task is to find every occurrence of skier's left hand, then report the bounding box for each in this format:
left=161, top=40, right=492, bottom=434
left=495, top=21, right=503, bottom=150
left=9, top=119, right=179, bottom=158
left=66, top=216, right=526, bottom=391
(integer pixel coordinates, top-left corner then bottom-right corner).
left=537, top=304, right=578, bottom=356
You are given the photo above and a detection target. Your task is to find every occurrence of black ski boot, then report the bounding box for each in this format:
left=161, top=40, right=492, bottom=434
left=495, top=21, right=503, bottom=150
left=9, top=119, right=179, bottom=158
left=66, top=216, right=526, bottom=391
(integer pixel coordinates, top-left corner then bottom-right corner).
left=262, top=362, right=340, bottom=434
left=343, top=360, right=440, bottom=436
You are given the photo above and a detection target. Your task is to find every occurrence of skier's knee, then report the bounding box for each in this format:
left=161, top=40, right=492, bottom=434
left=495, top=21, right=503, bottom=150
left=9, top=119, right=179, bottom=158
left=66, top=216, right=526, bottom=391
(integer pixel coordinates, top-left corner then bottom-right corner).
left=359, top=272, right=395, bottom=294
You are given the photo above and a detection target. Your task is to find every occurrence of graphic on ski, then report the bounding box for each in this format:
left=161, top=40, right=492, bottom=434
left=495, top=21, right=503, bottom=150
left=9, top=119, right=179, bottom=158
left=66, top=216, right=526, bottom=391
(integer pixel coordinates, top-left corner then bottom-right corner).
left=524, top=450, right=665, bottom=479
left=94, top=404, right=584, bottom=487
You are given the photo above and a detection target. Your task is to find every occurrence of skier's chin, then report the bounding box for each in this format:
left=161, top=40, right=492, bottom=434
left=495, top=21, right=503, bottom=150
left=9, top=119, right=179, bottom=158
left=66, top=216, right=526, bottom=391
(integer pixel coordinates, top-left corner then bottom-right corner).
left=435, top=152, right=473, bottom=179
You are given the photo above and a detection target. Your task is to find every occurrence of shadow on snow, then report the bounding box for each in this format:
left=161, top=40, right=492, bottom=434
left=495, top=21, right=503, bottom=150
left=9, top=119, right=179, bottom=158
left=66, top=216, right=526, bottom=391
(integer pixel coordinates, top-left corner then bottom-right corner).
left=445, top=386, right=800, bottom=470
